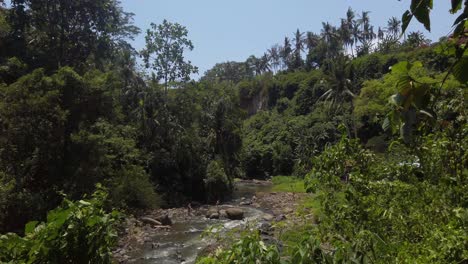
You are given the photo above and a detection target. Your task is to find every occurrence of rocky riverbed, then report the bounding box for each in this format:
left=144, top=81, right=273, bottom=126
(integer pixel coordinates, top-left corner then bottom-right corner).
left=113, top=180, right=312, bottom=263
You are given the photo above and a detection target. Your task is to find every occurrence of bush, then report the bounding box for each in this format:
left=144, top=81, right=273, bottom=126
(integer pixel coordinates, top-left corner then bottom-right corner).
left=197, top=230, right=281, bottom=264
left=0, top=185, right=121, bottom=263
left=109, top=165, right=161, bottom=209
left=205, top=159, right=231, bottom=203
left=298, top=125, right=468, bottom=263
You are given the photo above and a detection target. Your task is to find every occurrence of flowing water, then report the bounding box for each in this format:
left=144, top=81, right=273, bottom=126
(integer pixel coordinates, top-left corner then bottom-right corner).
left=131, top=181, right=273, bottom=264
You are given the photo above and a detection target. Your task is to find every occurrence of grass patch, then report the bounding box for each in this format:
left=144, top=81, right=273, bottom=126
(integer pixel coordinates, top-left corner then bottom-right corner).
left=271, top=176, right=306, bottom=193
left=296, top=195, right=321, bottom=215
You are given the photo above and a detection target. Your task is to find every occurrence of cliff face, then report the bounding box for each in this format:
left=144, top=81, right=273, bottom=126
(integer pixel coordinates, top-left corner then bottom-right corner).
left=243, top=91, right=267, bottom=116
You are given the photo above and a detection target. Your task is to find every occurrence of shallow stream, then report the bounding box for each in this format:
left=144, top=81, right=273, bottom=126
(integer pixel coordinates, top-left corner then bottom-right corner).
left=131, top=181, right=273, bottom=264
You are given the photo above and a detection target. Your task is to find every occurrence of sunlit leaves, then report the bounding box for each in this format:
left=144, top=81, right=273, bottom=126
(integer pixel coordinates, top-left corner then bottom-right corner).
left=141, top=19, right=198, bottom=96
left=401, top=0, right=433, bottom=33
left=452, top=56, right=468, bottom=83
left=0, top=186, right=120, bottom=263
left=383, top=61, right=438, bottom=142
left=451, top=0, right=463, bottom=13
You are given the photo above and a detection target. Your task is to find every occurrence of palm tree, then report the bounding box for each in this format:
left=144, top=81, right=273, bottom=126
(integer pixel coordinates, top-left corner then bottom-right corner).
left=267, top=44, right=281, bottom=73
left=345, top=7, right=356, bottom=56
left=340, top=19, right=353, bottom=56
left=356, top=11, right=375, bottom=54
left=405, top=31, right=431, bottom=48
left=280, top=37, right=292, bottom=70
left=346, top=7, right=355, bottom=27
left=378, top=27, right=385, bottom=42
left=319, top=55, right=356, bottom=108
left=387, top=17, right=401, bottom=40
left=321, top=22, right=342, bottom=60
left=292, top=29, right=304, bottom=69
left=358, top=11, right=370, bottom=31
left=351, top=22, right=361, bottom=55
left=318, top=55, right=358, bottom=137
left=305, top=31, right=320, bottom=51
left=259, top=53, right=271, bottom=73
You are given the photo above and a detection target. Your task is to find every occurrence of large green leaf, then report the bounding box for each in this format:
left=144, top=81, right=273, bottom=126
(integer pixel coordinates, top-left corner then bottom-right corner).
left=451, top=0, right=463, bottom=13
left=410, top=0, right=432, bottom=31
left=452, top=56, right=468, bottom=83
left=402, top=10, right=413, bottom=33
left=25, top=221, right=39, bottom=235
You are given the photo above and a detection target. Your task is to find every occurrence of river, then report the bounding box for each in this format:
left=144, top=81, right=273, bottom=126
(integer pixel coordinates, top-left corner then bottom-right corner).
left=130, top=181, right=273, bottom=264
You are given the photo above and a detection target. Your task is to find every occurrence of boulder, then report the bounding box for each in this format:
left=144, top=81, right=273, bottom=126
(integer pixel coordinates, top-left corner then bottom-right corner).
left=208, top=212, right=220, bottom=219
left=155, top=214, right=172, bottom=226
left=219, top=210, right=227, bottom=218
left=275, top=214, right=286, bottom=221
left=140, top=217, right=162, bottom=226
left=262, top=214, right=274, bottom=221
left=205, top=208, right=219, bottom=219
left=226, top=208, right=244, bottom=220
left=240, top=200, right=252, bottom=206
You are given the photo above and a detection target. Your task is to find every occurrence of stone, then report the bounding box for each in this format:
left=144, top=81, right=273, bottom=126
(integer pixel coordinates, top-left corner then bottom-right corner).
left=275, top=214, right=286, bottom=221
left=140, top=217, right=162, bottom=226
left=205, top=208, right=219, bottom=218
left=262, top=214, right=274, bottom=221
left=225, top=208, right=244, bottom=220
left=208, top=212, right=220, bottom=219
left=219, top=210, right=227, bottom=218
left=259, top=222, right=272, bottom=235
left=240, top=200, right=252, bottom=206
left=155, top=214, right=172, bottom=226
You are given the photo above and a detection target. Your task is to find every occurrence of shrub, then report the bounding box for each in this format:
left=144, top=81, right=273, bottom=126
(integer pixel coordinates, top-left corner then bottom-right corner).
left=109, top=165, right=161, bottom=209
left=205, top=159, right=231, bottom=203
left=298, top=125, right=468, bottom=263
left=0, top=185, right=121, bottom=263
left=196, top=230, right=281, bottom=264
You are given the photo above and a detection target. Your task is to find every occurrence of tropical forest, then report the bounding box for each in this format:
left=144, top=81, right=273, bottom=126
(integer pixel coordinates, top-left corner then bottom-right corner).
left=0, top=0, right=466, bottom=263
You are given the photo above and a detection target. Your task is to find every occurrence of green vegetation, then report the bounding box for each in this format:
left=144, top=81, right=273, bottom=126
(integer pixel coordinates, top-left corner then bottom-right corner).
left=271, top=176, right=306, bottom=193
left=0, top=185, right=120, bottom=263
left=0, top=0, right=467, bottom=262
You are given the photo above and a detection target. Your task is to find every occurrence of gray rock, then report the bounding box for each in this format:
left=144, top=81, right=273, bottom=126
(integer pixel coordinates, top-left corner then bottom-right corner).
left=226, top=208, right=244, bottom=220
left=219, top=209, right=227, bottom=218
left=275, top=214, right=286, bottom=221
left=208, top=212, right=220, bottom=219
left=262, top=214, right=274, bottom=221
left=140, top=217, right=162, bottom=226
left=205, top=208, right=219, bottom=218
left=240, top=200, right=252, bottom=206
left=155, top=214, right=172, bottom=226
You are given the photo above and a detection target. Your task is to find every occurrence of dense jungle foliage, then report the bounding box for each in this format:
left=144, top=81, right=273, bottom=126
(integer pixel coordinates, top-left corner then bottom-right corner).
left=0, top=0, right=466, bottom=262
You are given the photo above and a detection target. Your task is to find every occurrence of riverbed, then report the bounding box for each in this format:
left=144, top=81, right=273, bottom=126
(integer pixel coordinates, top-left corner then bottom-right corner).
left=118, top=180, right=276, bottom=264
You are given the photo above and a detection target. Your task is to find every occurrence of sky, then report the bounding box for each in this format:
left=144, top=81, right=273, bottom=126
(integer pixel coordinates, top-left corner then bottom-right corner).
left=119, top=1, right=456, bottom=78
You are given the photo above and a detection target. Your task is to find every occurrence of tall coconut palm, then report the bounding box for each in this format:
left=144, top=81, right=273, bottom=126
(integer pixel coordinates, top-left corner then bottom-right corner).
left=292, top=29, right=305, bottom=69
left=321, top=22, right=340, bottom=58
left=351, top=22, right=361, bottom=55
left=340, top=18, right=353, bottom=56
left=305, top=31, right=320, bottom=52
left=358, top=11, right=370, bottom=31
left=356, top=11, right=375, bottom=54
left=280, top=37, right=292, bottom=70
left=405, top=31, right=431, bottom=48
left=344, top=7, right=356, bottom=56
left=258, top=53, right=271, bottom=74
left=267, top=44, right=281, bottom=73
left=318, top=55, right=358, bottom=137
left=387, top=17, right=401, bottom=39
left=378, top=27, right=385, bottom=41
left=346, top=7, right=355, bottom=27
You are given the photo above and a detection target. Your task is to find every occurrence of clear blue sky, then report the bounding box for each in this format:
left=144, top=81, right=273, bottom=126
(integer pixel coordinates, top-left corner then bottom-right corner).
left=121, top=0, right=454, bottom=77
